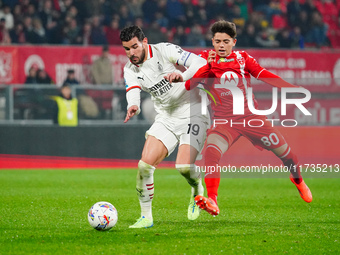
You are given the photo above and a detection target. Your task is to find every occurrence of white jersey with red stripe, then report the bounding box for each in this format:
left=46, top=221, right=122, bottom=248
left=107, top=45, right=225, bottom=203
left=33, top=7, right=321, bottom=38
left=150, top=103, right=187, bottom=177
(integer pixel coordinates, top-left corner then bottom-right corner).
left=124, top=43, right=206, bottom=118
left=199, top=50, right=265, bottom=119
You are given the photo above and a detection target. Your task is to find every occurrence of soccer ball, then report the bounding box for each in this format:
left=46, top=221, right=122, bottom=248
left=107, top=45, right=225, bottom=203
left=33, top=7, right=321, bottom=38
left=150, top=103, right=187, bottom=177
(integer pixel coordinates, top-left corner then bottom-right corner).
left=88, top=201, right=118, bottom=231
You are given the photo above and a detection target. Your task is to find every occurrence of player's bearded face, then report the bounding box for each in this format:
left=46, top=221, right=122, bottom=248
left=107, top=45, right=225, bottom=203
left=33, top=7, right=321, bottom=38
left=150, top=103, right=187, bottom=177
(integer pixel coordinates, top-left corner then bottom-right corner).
left=122, top=37, right=147, bottom=65
left=212, top=32, right=236, bottom=57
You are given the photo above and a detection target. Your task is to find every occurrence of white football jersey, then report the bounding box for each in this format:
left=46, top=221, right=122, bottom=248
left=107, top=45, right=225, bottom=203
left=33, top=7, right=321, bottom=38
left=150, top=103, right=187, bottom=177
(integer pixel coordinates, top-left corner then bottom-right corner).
left=124, top=43, right=206, bottom=118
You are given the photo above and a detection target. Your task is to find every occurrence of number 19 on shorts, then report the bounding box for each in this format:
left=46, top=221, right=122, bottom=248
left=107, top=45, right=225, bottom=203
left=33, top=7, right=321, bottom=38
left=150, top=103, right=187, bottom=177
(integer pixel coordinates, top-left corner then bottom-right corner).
left=187, top=124, right=200, bottom=136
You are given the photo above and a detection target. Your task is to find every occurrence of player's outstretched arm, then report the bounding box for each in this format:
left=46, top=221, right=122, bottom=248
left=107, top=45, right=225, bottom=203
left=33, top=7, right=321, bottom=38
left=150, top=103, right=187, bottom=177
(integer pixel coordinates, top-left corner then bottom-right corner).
left=185, top=64, right=212, bottom=90
left=125, top=83, right=141, bottom=123
left=160, top=42, right=206, bottom=82
left=257, top=69, right=298, bottom=88
left=124, top=105, right=139, bottom=123
left=245, top=52, right=298, bottom=88
left=185, top=50, right=216, bottom=90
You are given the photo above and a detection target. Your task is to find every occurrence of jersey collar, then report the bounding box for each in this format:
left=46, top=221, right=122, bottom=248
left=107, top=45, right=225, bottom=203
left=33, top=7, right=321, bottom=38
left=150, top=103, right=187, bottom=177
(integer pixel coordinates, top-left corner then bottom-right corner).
left=147, top=44, right=153, bottom=59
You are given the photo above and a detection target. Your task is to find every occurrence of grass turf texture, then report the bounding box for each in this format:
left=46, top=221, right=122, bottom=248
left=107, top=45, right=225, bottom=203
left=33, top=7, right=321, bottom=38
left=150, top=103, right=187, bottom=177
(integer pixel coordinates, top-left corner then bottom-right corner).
left=0, top=169, right=339, bottom=255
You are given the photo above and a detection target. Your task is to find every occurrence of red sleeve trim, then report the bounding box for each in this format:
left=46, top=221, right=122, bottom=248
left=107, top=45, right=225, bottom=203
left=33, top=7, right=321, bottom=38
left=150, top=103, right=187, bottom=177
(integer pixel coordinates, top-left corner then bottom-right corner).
left=256, top=69, right=265, bottom=79
left=126, top=86, right=141, bottom=92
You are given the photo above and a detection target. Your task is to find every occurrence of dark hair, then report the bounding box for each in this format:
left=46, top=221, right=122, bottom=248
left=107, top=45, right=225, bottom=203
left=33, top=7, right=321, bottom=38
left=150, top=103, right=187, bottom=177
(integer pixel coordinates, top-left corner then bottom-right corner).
left=211, top=20, right=237, bottom=38
left=120, top=25, right=145, bottom=42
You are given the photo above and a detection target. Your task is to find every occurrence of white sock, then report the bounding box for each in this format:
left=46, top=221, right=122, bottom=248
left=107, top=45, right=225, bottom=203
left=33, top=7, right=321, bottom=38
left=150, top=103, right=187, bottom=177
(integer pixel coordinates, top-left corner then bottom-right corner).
left=192, top=178, right=204, bottom=197
left=137, top=160, right=155, bottom=221
left=140, top=201, right=153, bottom=221
left=176, top=164, right=203, bottom=196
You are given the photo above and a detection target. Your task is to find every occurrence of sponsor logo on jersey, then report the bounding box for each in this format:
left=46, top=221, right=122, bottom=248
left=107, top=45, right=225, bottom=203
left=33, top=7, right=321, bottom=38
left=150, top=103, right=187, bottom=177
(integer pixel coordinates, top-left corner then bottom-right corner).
left=218, top=58, right=234, bottom=64
left=149, top=78, right=173, bottom=97
left=220, top=71, right=239, bottom=87
left=221, top=88, right=245, bottom=97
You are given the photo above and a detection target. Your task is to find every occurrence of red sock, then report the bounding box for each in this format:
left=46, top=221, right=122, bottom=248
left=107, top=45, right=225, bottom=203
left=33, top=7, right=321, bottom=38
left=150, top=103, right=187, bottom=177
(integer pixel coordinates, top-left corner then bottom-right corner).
left=279, top=147, right=302, bottom=184
left=204, top=144, right=222, bottom=204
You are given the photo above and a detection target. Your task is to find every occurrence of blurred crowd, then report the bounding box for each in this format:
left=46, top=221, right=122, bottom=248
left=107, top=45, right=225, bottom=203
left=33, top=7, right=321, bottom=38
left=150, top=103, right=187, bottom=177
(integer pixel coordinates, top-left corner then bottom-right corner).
left=0, top=0, right=340, bottom=49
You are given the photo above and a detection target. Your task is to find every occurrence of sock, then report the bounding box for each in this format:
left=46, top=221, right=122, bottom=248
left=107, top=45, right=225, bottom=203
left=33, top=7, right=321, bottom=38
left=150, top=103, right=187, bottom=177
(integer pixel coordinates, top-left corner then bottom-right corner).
left=136, top=160, right=155, bottom=221
left=279, top=147, right=302, bottom=184
left=140, top=201, right=152, bottom=220
left=176, top=164, right=203, bottom=196
left=204, top=144, right=222, bottom=204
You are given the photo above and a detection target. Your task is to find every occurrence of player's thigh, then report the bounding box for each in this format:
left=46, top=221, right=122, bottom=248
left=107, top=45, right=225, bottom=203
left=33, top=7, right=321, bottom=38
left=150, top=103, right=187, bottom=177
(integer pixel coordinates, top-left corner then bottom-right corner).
left=271, top=143, right=288, bottom=157
left=176, top=144, right=198, bottom=165
left=177, top=116, right=210, bottom=164
left=256, top=129, right=287, bottom=151
left=143, top=120, right=179, bottom=166
left=206, top=123, right=241, bottom=154
left=141, top=135, right=168, bottom=167
left=243, top=119, right=288, bottom=151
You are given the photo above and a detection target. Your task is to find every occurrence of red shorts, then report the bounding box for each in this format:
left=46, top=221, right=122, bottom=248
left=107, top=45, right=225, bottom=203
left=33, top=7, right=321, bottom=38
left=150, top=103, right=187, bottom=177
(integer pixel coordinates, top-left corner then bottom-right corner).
left=208, top=115, right=287, bottom=150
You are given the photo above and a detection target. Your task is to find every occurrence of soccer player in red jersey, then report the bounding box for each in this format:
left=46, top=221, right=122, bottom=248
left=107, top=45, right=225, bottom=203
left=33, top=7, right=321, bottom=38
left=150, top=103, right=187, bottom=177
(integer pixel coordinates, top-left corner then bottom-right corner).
left=185, top=20, right=313, bottom=216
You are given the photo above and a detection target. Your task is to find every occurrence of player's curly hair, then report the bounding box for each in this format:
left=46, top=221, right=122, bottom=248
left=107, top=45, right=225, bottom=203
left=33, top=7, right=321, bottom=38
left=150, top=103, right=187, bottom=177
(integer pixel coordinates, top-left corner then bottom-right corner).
left=120, top=25, right=146, bottom=42
left=211, top=20, right=237, bottom=38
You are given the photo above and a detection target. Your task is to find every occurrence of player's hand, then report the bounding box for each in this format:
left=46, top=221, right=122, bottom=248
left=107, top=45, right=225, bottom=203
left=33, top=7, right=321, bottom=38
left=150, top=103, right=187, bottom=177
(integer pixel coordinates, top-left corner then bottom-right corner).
left=124, top=105, right=139, bottom=123
left=164, top=72, right=183, bottom=83
left=207, top=50, right=216, bottom=64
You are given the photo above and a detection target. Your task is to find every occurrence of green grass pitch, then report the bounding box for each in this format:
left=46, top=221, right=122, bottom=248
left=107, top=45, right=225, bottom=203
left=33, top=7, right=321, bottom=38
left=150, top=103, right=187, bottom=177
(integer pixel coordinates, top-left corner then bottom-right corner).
left=1, top=169, right=339, bottom=254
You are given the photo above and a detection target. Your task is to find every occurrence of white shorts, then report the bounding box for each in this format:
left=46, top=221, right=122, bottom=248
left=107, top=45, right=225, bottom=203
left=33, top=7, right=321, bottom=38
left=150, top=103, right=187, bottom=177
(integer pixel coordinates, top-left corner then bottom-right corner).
left=146, top=114, right=210, bottom=156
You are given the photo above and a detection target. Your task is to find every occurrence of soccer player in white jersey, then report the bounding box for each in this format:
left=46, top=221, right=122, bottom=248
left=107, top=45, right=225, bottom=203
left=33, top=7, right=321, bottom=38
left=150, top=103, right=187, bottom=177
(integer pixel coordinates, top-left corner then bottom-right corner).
left=119, top=25, right=210, bottom=228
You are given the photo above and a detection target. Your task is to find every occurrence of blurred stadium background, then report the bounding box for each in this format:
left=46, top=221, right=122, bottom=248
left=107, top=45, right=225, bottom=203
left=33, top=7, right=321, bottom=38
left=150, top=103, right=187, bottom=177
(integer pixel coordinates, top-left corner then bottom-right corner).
left=0, top=0, right=339, bottom=168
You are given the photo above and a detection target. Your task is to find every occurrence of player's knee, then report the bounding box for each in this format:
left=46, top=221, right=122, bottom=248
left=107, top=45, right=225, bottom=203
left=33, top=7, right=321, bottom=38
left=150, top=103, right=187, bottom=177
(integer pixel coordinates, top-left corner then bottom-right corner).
left=206, top=134, right=229, bottom=153
left=176, top=164, right=200, bottom=179
left=279, top=147, right=298, bottom=166
left=176, top=164, right=191, bottom=175
left=138, top=160, right=155, bottom=178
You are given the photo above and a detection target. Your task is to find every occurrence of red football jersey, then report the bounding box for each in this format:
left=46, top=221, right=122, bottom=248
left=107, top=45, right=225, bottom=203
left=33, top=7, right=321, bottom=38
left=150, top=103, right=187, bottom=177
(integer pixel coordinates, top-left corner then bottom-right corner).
left=199, top=50, right=265, bottom=119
